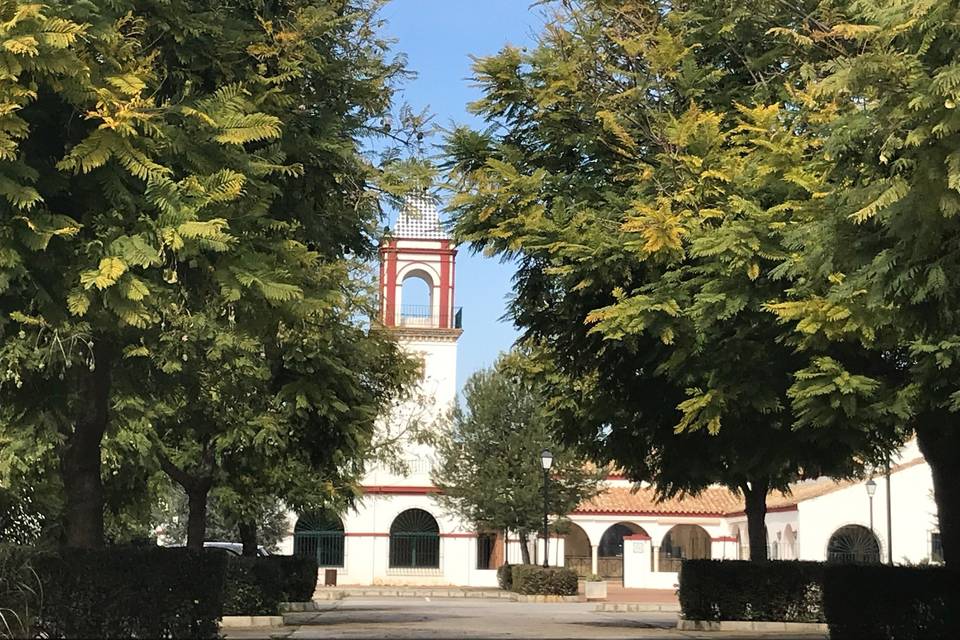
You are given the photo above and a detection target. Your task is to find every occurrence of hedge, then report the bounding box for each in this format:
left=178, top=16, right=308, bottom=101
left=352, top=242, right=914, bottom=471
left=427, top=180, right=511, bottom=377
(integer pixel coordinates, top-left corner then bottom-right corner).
left=222, top=554, right=319, bottom=615
left=823, top=564, right=960, bottom=640
left=679, top=560, right=825, bottom=623
left=32, top=546, right=225, bottom=639
left=510, top=564, right=578, bottom=596
left=496, top=563, right=513, bottom=590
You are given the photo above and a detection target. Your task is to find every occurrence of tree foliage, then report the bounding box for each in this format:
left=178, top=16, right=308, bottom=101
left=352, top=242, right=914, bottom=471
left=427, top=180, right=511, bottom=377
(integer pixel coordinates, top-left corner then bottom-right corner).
left=443, top=0, right=903, bottom=560
left=765, top=0, right=960, bottom=567
left=0, top=0, right=415, bottom=548
left=431, top=354, right=602, bottom=564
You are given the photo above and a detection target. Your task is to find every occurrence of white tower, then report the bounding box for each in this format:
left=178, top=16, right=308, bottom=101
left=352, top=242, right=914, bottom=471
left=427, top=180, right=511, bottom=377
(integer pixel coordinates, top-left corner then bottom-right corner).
left=284, top=195, right=490, bottom=586
left=370, top=193, right=462, bottom=485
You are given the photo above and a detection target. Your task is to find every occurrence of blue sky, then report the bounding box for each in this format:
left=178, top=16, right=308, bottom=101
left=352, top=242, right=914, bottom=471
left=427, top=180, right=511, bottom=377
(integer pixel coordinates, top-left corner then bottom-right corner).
left=378, top=2, right=547, bottom=389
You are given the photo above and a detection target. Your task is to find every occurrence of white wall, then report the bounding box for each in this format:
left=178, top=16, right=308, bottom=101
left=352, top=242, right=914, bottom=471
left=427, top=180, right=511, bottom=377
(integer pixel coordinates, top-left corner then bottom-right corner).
left=797, top=462, right=938, bottom=564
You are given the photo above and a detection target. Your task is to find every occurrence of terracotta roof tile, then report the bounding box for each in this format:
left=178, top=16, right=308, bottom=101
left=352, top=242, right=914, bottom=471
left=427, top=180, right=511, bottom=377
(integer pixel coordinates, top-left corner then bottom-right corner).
left=575, top=458, right=926, bottom=517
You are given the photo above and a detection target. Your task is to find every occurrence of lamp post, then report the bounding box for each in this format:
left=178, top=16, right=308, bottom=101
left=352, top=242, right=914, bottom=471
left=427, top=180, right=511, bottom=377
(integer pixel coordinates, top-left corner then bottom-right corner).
left=540, top=449, right=554, bottom=568
left=865, top=478, right=877, bottom=534
left=885, top=458, right=893, bottom=564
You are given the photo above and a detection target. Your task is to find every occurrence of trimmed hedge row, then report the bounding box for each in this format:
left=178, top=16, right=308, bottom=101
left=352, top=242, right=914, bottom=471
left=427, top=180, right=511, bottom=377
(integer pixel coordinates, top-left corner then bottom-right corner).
left=824, top=563, right=960, bottom=640
left=33, top=546, right=226, bottom=639
left=679, top=560, right=960, bottom=640
left=679, top=560, right=825, bottom=623
left=510, top=564, right=578, bottom=596
left=0, top=545, right=320, bottom=638
left=223, top=554, right=319, bottom=615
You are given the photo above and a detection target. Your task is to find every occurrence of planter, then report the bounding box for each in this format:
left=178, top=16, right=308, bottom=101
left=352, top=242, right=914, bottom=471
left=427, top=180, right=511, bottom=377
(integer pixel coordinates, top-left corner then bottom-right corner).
left=584, top=580, right=607, bottom=600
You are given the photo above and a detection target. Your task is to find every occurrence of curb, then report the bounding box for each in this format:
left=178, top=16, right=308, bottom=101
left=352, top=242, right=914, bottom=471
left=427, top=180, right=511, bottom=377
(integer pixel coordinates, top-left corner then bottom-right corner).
left=514, top=594, right=583, bottom=603
left=594, top=603, right=680, bottom=613
left=677, top=619, right=828, bottom=632
left=221, top=615, right=284, bottom=628
left=313, top=589, right=517, bottom=601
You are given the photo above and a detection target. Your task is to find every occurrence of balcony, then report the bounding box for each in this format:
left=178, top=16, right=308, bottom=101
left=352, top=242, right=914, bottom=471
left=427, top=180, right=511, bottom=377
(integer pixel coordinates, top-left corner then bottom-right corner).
left=396, top=304, right=463, bottom=329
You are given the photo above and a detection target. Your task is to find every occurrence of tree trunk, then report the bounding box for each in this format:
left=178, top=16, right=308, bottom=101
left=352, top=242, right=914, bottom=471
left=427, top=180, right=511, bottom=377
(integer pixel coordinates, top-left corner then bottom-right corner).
left=519, top=532, right=531, bottom=565
left=916, top=419, right=960, bottom=567
left=741, top=478, right=770, bottom=561
left=156, top=448, right=214, bottom=551
left=186, top=484, right=211, bottom=551
left=239, top=519, right=258, bottom=556
left=59, top=339, right=114, bottom=548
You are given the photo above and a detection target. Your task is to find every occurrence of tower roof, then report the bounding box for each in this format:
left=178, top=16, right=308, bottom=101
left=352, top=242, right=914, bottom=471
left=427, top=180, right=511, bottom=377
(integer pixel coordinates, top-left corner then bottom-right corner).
left=395, top=192, right=447, bottom=239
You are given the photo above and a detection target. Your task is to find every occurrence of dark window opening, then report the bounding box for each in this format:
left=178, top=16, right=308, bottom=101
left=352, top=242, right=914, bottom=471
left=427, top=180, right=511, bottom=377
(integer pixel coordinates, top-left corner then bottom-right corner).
left=476, top=533, right=496, bottom=570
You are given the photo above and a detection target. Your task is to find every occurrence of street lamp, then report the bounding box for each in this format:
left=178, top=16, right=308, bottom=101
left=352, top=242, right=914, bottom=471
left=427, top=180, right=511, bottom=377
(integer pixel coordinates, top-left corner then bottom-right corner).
left=865, top=478, right=877, bottom=534
left=540, top=449, right=554, bottom=568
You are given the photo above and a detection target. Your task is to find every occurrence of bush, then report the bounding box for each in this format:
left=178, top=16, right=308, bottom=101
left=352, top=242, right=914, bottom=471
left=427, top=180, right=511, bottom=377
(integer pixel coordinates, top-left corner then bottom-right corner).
left=0, top=545, right=43, bottom=638
left=510, top=564, right=578, bottom=596
left=496, top=563, right=513, bottom=590
left=222, top=555, right=318, bottom=616
left=679, top=560, right=825, bottom=623
left=823, top=564, right=960, bottom=640
left=31, top=546, right=225, bottom=638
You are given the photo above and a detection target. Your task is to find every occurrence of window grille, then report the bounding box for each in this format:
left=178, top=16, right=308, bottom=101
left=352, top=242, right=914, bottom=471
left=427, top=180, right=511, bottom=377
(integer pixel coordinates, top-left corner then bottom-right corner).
left=389, top=508, right=440, bottom=568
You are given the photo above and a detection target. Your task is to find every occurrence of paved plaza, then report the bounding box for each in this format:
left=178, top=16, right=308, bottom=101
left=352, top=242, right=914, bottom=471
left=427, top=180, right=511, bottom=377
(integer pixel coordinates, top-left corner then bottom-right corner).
left=223, top=598, right=828, bottom=639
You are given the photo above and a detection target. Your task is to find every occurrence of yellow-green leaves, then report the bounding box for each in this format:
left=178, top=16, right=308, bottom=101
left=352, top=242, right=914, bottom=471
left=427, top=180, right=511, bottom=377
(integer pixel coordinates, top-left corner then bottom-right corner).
left=214, top=113, right=281, bottom=145
left=622, top=200, right=687, bottom=254
left=67, top=291, right=90, bottom=316
left=80, top=257, right=128, bottom=290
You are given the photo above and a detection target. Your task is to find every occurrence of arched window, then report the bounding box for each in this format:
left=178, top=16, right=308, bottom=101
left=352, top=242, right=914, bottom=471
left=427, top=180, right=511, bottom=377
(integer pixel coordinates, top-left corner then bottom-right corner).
left=389, top=508, right=440, bottom=568
left=827, top=525, right=880, bottom=563
left=400, top=269, right=434, bottom=327
left=658, top=524, right=711, bottom=572
left=293, top=510, right=345, bottom=567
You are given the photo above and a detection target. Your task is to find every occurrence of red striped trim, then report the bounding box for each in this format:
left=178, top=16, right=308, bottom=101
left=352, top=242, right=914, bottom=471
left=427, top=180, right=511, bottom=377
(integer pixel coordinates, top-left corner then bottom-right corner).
left=712, top=536, right=738, bottom=542
left=573, top=509, right=726, bottom=518
left=723, top=504, right=799, bottom=517
left=362, top=485, right=439, bottom=495
left=624, top=534, right=651, bottom=541
left=344, top=532, right=478, bottom=538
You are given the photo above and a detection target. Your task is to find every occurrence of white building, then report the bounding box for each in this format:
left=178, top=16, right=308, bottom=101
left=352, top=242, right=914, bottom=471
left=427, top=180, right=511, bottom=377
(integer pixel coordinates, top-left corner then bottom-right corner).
left=279, top=196, right=942, bottom=589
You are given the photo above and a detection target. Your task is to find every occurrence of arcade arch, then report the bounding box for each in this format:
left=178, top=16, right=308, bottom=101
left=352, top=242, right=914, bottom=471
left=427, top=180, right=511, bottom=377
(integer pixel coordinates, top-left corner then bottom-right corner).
left=658, top=524, right=711, bottom=572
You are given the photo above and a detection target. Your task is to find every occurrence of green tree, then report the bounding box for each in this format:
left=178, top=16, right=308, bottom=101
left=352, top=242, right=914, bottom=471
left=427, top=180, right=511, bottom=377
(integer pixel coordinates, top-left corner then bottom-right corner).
left=155, top=486, right=290, bottom=552
left=766, top=0, right=960, bottom=566
left=431, top=354, right=602, bottom=565
left=0, top=0, right=409, bottom=548
left=443, top=0, right=901, bottom=559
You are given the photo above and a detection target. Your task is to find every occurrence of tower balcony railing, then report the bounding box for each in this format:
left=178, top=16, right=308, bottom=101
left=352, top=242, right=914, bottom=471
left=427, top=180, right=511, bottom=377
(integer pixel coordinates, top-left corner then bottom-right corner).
left=395, top=304, right=463, bottom=329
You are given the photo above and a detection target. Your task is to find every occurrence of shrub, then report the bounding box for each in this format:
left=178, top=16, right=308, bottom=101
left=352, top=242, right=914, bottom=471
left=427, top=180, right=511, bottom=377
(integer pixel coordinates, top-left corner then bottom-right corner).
left=510, top=564, right=578, bottom=596
left=496, top=563, right=513, bottom=591
left=32, top=546, right=225, bottom=639
left=823, top=563, right=960, bottom=640
left=679, top=560, right=825, bottom=623
left=0, top=545, right=43, bottom=639
left=222, top=555, right=318, bottom=615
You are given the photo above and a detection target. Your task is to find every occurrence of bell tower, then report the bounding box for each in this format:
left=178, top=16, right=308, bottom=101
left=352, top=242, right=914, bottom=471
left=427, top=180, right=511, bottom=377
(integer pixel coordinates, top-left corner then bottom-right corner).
left=379, top=193, right=460, bottom=332
left=374, top=193, right=462, bottom=484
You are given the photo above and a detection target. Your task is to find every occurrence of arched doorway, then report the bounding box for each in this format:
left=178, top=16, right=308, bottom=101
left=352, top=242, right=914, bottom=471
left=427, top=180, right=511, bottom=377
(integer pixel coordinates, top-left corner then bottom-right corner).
left=598, top=522, right=648, bottom=579
left=562, top=523, right=591, bottom=577
left=658, top=524, right=711, bottom=572
left=827, top=525, right=880, bottom=563
left=293, top=510, right=345, bottom=567
left=389, top=508, right=440, bottom=568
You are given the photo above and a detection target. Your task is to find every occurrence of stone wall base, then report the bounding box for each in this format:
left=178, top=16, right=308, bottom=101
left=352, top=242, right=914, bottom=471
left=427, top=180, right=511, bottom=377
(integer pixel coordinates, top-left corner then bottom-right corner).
left=220, top=615, right=283, bottom=628
left=678, top=619, right=828, bottom=633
